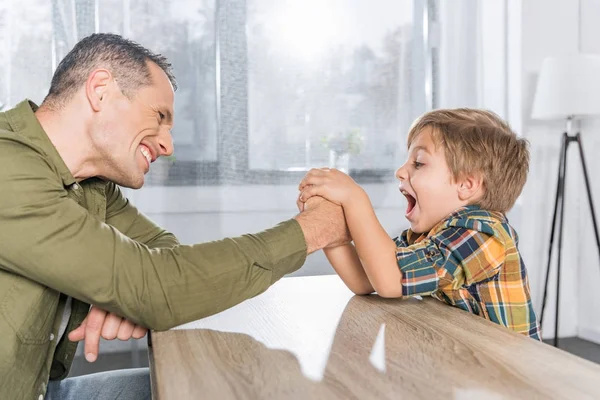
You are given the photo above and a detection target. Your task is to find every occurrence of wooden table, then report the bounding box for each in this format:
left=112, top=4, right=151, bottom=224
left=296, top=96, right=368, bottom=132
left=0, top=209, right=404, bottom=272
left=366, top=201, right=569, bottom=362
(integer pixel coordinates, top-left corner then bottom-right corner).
left=149, top=275, right=600, bottom=399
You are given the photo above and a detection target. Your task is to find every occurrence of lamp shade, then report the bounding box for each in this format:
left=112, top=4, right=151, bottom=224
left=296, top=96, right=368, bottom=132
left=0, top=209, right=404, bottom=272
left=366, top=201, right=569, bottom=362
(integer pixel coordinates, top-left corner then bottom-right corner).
left=531, top=54, right=600, bottom=120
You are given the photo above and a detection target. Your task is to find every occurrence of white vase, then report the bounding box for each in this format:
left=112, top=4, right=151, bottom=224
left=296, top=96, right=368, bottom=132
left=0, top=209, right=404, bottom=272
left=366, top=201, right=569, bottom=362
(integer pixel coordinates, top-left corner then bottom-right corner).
left=329, top=150, right=350, bottom=173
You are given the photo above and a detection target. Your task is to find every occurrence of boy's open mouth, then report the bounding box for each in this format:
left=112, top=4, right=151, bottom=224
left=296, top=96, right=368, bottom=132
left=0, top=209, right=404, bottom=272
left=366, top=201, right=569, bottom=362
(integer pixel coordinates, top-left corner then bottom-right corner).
left=401, top=190, right=417, bottom=215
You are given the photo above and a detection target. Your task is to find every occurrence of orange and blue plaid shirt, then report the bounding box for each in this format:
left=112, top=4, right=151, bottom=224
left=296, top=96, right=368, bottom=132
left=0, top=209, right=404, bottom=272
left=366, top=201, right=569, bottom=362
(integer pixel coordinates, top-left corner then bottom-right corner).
left=393, top=205, right=540, bottom=340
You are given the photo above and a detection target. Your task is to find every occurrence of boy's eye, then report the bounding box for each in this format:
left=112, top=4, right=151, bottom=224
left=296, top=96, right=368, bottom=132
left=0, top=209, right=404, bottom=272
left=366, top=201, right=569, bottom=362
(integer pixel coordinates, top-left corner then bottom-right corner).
left=413, top=161, right=424, bottom=169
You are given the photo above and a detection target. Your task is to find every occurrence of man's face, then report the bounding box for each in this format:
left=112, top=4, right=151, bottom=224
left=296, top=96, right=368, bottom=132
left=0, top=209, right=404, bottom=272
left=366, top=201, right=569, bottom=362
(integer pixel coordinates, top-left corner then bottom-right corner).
left=92, top=62, right=175, bottom=189
left=395, top=127, right=466, bottom=233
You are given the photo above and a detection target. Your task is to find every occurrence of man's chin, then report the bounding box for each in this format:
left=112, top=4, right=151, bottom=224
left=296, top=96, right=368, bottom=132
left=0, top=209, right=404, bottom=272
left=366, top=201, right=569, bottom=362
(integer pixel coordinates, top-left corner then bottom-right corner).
left=129, top=177, right=145, bottom=189
left=128, top=182, right=144, bottom=190
left=114, top=174, right=145, bottom=189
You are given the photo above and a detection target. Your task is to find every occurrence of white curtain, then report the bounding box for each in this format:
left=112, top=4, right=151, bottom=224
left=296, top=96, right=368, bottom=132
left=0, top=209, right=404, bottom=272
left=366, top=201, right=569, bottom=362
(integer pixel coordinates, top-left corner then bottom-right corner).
left=0, top=1, right=53, bottom=109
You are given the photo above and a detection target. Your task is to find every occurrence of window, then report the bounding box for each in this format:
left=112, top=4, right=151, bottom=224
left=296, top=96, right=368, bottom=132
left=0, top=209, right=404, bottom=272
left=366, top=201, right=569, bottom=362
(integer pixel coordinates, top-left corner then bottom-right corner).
left=53, top=0, right=219, bottom=186
left=246, top=0, right=424, bottom=174
left=222, top=0, right=430, bottom=184
left=1, top=0, right=433, bottom=186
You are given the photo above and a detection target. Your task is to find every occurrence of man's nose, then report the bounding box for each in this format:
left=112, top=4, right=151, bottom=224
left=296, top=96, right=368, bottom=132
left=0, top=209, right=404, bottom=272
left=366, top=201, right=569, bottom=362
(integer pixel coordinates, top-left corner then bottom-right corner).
left=158, top=129, right=174, bottom=157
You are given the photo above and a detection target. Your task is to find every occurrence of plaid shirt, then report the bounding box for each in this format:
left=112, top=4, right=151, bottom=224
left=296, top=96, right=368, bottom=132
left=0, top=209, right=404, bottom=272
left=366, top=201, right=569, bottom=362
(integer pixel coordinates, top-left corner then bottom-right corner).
left=393, top=205, right=540, bottom=340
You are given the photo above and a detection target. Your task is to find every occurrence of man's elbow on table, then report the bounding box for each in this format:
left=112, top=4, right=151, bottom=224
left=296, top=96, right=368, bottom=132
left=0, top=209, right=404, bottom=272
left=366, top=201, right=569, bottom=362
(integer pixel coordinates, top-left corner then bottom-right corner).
left=125, top=308, right=175, bottom=332
left=144, top=319, right=174, bottom=332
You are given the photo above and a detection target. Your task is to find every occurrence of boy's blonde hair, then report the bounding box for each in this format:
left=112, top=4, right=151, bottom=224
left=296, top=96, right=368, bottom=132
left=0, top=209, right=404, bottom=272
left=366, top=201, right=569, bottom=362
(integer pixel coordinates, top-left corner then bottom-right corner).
left=407, top=108, right=529, bottom=213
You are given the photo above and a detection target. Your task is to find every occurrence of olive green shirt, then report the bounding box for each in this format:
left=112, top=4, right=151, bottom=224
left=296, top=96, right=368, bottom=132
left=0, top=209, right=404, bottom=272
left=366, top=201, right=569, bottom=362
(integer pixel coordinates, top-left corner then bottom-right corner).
left=0, top=100, right=307, bottom=400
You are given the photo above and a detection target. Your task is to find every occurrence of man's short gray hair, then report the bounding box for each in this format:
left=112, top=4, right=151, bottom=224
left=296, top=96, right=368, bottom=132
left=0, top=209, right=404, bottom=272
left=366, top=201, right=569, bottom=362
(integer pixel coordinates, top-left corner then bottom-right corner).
left=43, top=33, right=177, bottom=109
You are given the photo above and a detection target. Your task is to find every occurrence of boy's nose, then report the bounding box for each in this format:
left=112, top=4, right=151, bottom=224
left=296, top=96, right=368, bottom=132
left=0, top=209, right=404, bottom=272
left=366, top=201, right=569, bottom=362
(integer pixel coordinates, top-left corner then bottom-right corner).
left=395, top=165, right=407, bottom=181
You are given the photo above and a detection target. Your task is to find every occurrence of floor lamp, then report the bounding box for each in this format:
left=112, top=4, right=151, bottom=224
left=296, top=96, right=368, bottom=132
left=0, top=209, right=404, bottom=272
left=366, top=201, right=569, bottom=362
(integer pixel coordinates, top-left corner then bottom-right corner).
left=531, top=55, right=600, bottom=347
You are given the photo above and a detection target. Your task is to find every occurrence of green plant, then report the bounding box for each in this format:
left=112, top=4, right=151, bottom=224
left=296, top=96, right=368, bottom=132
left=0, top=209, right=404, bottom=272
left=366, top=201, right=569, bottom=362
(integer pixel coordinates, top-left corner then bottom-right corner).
left=320, top=128, right=363, bottom=155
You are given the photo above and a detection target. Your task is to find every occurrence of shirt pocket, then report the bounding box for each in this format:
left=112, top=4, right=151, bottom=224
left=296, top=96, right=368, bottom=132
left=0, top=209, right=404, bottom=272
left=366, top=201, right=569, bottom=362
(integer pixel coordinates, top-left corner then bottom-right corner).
left=0, top=274, right=60, bottom=344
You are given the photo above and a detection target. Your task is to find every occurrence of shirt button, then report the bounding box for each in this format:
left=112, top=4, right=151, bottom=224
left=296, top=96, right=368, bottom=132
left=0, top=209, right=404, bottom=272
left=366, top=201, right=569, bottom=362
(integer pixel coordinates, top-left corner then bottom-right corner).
left=49, top=333, right=55, bottom=341
left=39, top=395, right=44, bottom=400
left=72, top=183, right=80, bottom=190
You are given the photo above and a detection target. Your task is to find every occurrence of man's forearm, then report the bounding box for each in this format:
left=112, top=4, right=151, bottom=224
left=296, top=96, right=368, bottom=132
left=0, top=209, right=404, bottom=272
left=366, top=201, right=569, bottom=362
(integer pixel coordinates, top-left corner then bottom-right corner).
left=324, top=244, right=374, bottom=295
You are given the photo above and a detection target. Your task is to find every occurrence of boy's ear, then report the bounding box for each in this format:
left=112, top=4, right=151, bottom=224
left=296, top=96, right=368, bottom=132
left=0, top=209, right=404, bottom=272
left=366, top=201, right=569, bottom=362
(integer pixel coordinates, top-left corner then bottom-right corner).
left=457, top=173, right=483, bottom=202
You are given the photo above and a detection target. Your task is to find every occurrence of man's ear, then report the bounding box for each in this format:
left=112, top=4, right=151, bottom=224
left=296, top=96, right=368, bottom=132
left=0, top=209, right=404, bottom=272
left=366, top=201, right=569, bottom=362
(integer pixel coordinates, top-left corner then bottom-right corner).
left=457, top=173, right=483, bottom=202
left=85, top=69, right=112, bottom=112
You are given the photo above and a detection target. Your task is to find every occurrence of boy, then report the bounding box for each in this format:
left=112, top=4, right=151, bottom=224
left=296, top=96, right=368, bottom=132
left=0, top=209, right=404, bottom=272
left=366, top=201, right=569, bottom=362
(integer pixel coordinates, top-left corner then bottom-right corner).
left=298, top=109, right=540, bottom=340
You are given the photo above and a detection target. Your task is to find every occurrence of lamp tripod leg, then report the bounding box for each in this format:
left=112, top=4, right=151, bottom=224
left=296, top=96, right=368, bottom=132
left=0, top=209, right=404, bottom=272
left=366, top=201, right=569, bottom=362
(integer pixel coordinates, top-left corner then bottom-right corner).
left=540, top=133, right=568, bottom=336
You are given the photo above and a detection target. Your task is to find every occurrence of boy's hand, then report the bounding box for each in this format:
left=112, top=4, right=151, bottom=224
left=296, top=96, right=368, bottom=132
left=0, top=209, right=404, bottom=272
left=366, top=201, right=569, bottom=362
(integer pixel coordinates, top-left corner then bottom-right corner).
left=298, top=168, right=361, bottom=207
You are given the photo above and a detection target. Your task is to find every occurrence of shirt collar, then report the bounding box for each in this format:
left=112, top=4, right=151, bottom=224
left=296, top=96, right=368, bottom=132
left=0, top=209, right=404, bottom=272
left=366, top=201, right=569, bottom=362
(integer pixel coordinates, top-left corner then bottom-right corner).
left=405, top=204, right=507, bottom=244
left=5, top=100, right=76, bottom=187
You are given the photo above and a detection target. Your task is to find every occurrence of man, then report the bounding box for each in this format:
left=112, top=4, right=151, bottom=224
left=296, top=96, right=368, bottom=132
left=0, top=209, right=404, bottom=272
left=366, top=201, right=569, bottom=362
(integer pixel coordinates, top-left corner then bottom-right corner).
left=0, top=33, right=348, bottom=399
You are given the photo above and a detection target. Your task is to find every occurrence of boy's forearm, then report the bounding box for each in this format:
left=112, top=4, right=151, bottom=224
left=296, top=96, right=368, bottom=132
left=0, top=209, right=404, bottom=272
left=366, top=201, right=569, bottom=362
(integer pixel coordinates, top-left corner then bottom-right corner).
left=324, top=244, right=374, bottom=295
left=344, top=189, right=402, bottom=297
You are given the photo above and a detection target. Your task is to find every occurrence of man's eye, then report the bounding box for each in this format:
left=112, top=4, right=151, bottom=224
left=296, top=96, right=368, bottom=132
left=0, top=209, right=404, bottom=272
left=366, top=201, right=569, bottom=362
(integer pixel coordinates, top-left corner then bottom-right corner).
left=158, top=112, right=165, bottom=120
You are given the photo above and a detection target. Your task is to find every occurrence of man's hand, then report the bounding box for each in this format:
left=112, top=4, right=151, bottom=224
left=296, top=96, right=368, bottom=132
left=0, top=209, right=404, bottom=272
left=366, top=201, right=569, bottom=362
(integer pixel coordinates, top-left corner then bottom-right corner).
left=294, top=196, right=351, bottom=254
left=68, top=306, right=147, bottom=363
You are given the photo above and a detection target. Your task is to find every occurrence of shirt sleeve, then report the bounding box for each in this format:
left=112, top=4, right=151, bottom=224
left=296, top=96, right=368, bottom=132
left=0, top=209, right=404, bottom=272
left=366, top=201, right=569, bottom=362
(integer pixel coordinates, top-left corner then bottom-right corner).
left=0, top=138, right=307, bottom=331
left=393, top=235, right=443, bottom=296
left=393, top=226, right=505, bottom=297
left=105, top=182, right=179, bottom=249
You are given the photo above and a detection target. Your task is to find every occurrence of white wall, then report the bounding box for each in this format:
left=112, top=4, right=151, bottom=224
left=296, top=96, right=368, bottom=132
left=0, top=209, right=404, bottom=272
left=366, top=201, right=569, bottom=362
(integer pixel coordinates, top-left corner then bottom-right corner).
left=576, top=0, right=600, bottom=344
left=520, top=0, right=581, bottom=339
left=520, top=0, right=600, bottom=340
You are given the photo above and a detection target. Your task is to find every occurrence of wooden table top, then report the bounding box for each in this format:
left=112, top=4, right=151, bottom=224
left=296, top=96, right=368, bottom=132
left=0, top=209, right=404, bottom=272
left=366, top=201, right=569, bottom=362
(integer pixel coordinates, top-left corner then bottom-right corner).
left=149, top=275, right=600, bottom=399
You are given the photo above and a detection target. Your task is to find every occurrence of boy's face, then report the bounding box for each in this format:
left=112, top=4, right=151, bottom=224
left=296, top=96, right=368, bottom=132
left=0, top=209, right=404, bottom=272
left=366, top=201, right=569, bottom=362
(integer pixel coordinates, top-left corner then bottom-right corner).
left=395, top=127, right=469, bottom=233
